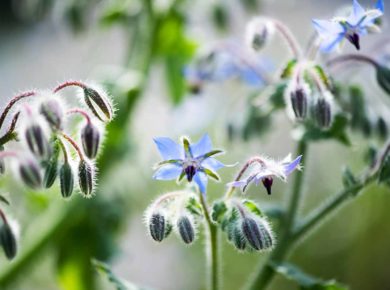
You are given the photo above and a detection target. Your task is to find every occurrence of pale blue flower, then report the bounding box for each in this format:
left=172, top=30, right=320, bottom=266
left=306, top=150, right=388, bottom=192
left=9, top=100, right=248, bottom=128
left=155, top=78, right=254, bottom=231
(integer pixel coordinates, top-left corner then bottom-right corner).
left=313, top=0, right=384, bottom=52
left=228, top=154, right=302, bottom=195
left=153, top=134, right=225, bottom=194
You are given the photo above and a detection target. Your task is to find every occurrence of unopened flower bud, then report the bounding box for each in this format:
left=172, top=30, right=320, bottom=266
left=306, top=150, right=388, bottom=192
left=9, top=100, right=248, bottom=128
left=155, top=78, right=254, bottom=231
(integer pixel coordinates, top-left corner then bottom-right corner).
left=177, top=215, right=195, bottom=244
left=83, top=87, right=113, bottom=122
left=290, top=87, right=308, bottom=120
left=43, top=141, right=60, bottom=188
left=78, top=160, right=94, bottom=197
left=0, top=222, right=17, bottom=260
left=231, top=224, right=247, bottom=251
left=246, top=17, right=274, bottom=51
left=241, top=217, right=273, bottom=251
left=376, top=65, right=390, bottom=95
left=19, top=158, right=41, bottom=189
left=40, top=99, right=63, bottom=130
left=81, top=123, right=100, bottom=159
left=315, top=93, right=333, bottom=128
left=60, top=162, right=74, bottom=198
left=25, top=124, right=50, bottom=159
left=149, top=212, right=167, bottom=242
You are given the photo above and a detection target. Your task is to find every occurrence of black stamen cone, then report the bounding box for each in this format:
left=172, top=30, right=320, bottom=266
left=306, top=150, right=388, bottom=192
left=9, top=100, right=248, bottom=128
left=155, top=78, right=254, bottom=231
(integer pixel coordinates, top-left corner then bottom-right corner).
left=262, top=177, right=273, bottom=195
left=347, top=33, right=360, bottom=50
left=185, top=165, right=196, bottom=182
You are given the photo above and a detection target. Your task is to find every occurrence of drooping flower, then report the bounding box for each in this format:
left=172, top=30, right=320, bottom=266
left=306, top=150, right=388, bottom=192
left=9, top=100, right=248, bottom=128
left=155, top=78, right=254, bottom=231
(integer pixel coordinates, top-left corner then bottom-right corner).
left=228, top=154, right=302, bottom=195
left=312, top=0, right=384, bottom=52
left=153, top=134, right=225, bottom=194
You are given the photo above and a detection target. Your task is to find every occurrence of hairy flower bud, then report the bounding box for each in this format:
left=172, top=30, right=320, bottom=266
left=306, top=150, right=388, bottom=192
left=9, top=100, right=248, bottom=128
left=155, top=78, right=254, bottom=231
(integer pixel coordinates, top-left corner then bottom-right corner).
left=241, top=217, right=273, bottom=251
left=19, top=158, right=41, bottom=189
left=78, top=160, right=94, bottom=196
left=43, top=141, right=60, bottom=188
left=290, top=87, right=308, bottom=120
left=40, top=99, right=63, bottom=130
left=149, top=213, right=167, bottom=242
left=60, top=162, right=74, bottom=198
left=83, top=87, right=113, bottom=122
left=0, top=222, right=17, bottom=260
left=246, top=17, right=274, bottom=51
left=81, top=123, right=100, bottom=159
left=231, top=224, right=247, bottom=251
left=177, top=215, right=195, bottom=244
left=25, top=124, right=50, bottom=159
left=315, top=93, right=333, bottom=128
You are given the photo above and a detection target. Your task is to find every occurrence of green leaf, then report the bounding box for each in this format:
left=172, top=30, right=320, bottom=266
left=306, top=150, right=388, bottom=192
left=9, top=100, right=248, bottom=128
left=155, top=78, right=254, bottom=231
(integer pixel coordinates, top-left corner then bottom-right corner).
left=211, top=201, right=228, bottom=223
left=281, top=59, right=297, bottom=79
left=302, top=114, right=351, bottom=146
left=242, top=200, right=263, bottom=217
left=379, top=155, right=390, bottom=186
left=93, top=259, right=151, bottom=290
left=270, top=83, right=288, bottom=109
left=271, top=262, right=348, bottom=290
left=376, top=65, right=390, bottom=95
left=314, top=65, right=332, bottom=91
left=186, top=197, right=203, bottom=216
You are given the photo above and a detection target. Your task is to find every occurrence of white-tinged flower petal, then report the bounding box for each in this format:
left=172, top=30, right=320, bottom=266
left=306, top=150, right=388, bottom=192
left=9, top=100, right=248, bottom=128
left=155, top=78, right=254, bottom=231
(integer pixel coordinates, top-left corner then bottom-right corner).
left=153, top=164, right=182, bottom=180
left=190, top=134, right=212, bottom=158
left=193, top=171, right=208, bottom=194
left=154, top=137, right=183, bottom=160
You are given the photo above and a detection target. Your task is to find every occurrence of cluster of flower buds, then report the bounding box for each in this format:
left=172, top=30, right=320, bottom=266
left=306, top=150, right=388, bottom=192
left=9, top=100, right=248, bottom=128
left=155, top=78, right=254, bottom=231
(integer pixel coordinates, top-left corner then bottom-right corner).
left=245, top=17, right=275, bottom=52
left=0, top=207, right=18, bottom=260
left=282, top=62, right=335, bottom=129
left=212, top=199, right=274, bottom=252
left=145, top=191, right=203, bottom=245
left=0, top=81, right=113, bottom=199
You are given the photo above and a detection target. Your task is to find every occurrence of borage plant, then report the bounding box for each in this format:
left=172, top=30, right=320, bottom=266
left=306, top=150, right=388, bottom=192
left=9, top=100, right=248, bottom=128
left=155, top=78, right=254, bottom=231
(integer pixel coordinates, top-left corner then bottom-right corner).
left=0, top=81, right=113, bottom=261
left=143, top=0, right=390, bottom=289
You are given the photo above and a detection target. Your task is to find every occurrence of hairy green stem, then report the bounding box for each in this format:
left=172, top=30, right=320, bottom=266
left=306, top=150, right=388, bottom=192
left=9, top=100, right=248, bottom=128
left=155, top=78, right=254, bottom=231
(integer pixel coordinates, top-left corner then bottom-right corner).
left=200, top=193, right=220, bottom=290
left=246, top=139, right=308, bottom=290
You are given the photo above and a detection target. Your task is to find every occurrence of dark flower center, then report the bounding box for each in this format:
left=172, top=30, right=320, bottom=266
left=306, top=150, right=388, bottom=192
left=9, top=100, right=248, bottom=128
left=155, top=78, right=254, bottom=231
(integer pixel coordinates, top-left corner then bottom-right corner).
left=185, top=165, right=197, bottom=182
left=262, top=177, right=273, bottom=195
left=346, top=32, right=360, bottom=50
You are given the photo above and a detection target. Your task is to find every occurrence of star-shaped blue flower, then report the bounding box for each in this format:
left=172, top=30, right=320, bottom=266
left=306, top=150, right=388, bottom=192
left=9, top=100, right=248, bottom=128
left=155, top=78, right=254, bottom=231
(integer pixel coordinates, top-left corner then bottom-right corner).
left=153, top=134, right=225, bottom=194
left=312, top=0, right=384, bottom=53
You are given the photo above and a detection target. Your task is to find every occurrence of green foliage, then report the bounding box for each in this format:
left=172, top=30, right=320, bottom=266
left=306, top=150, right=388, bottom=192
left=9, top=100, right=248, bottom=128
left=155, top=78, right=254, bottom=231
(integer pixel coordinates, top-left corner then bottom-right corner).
left=154, top=12, right=197, bottom=104
left=376, top=65, right=390, bottom=95
left=281, top=59, right=297, bottom=79
left=242, top=200, right=263, bottom=217
left=342, top=167, right=357, bottom=189
left=302, top=114, right=351, bottom=146
left=212, top=4, right=230, bottom=31
left=314, top=65, right=332, bottom=91
left=271, top=262, right=348, bottom=290
left=211, top=200, right=228, bottom=223
left=186, top=197, right=203, bottom=217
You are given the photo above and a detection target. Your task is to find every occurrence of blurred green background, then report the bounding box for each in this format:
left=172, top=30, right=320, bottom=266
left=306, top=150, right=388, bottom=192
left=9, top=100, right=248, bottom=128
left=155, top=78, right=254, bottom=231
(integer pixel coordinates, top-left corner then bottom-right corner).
left=0, top=0, right=389, bottom=289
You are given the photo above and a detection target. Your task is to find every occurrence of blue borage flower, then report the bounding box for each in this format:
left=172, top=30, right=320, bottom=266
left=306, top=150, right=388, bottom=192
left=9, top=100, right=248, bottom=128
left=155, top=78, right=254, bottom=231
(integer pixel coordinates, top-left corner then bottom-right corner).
left=228, top=154, right=302, bottom=195
left=312, top=0, right=384, bottom=53
left=153, top=134, right=226, bottom=194
left=184, top=42, right=270, bottom=92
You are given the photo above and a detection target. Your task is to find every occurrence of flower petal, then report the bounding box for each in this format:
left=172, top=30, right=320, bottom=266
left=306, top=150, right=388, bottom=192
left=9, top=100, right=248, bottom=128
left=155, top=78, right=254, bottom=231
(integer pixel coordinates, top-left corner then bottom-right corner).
left=283, top=155, right=302, bottom=176
left=191, top=134, right=213, bottom=158
left=360, top=9, right=383, bottom=27
left=153, top=164, right=182, bottom=180
left=193, top=172, right=208, bottom=194
left=202, top=158, right=225, bottom=171
left=153, top=137, right=183, bottom=160
left=347, top=0, right=366, bottom=26
left=227, top=180, right=247, bottom=187
left=312, top=19, right=344, bottom=36
left=376, top=0, right=384, bottom=13
left=319, top=33, right=345, bottom=53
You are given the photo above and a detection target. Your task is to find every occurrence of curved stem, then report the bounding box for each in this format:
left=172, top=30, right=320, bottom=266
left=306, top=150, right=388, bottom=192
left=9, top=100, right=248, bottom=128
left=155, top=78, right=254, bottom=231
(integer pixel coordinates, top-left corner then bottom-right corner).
left=57, top=138, right=69, bottom=164
left=225, top=157, right=266, bottom=199
left=0, top=91, right=35, bottom=130
left=271, top=19, right=302, bottom=59
left=0, top=112, right=20, bottom=145
left=326, top=54, right=380, bottom=69
left=67, top=108, right=92, bottom=124
left=53, top=81, right=86, bottom=93
left=60, top=132, right=84, bottom=160
left=246, top=139, right=308, bottom=290
left=200, top=193, right=220, bottom=290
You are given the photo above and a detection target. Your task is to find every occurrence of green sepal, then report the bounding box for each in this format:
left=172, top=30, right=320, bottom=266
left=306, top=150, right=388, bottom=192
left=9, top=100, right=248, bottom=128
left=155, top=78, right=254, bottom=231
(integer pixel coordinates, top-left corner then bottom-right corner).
left=314, top=65, right=332, bottom=91
left=242, top=199, right=263, bottom=217
left=202, top=168, right=220, bottom=181
left=280, top=59, right=297, bottom=79
left=211, top=200, right=228, bottom=223
left=186, top=197, right=203, bottom=216
left=342, top=167, right=358, bottom=190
